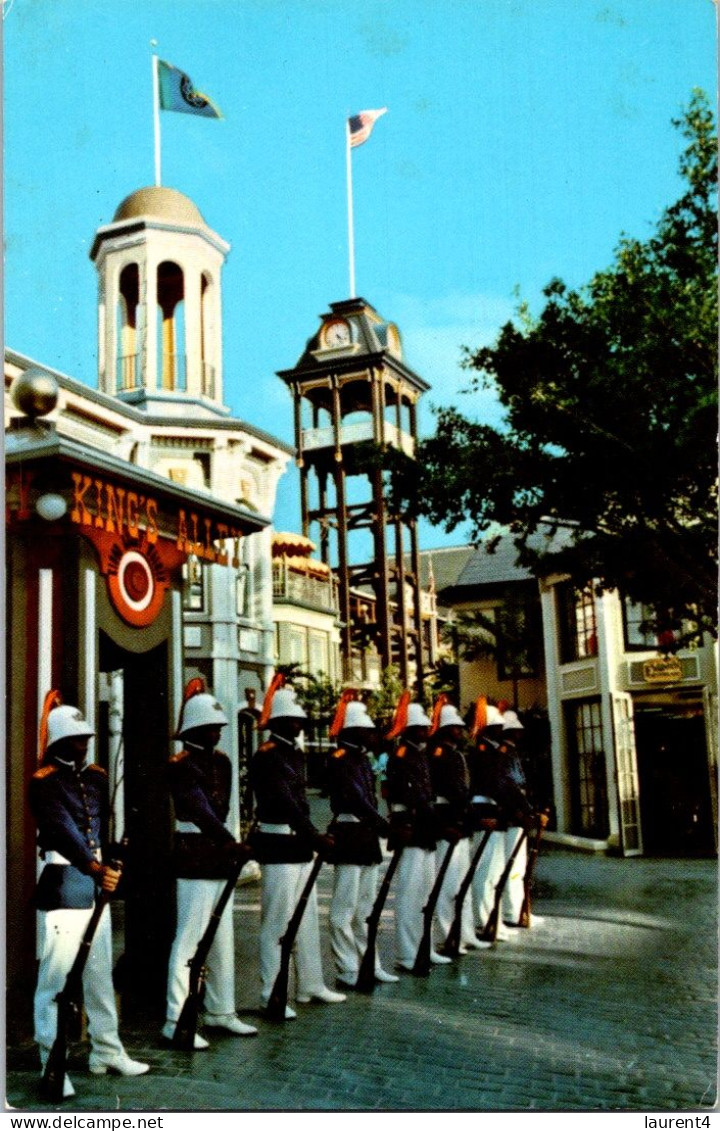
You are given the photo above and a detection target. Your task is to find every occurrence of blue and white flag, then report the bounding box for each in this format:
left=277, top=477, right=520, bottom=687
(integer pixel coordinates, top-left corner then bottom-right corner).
left=157, top=59, right=222, bottom=119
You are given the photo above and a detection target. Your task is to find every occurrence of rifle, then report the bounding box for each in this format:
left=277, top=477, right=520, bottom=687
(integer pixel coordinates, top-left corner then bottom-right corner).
left=172, top=841, right=253, bottom=1050
left=355, top=844, right=405, bottom=993
left=412, top=837, right=457, bottom=977
left=40, top=842, right=127, bottom=1103
left=516, top=810, right=550, bottom=929
left=264, top=851, right=326, bottom=1022
left=438, top=824, right=494, bottom=958
left=478, top=825, right=529, bottom=944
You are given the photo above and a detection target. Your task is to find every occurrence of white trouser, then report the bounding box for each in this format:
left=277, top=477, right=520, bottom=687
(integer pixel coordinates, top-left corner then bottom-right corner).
left=166, top=878, right=236, bottom=1023
left=471, top=829, right=507, bottom=928
left=259, top=860, right=326, bottom=1003
left=502, top=827, right=527, bottom=924
left=394, top=846, right=434, bottom=966
left=433, top=838, right=476, bottom=948
left=34, top=906, right=124, bottom=1060
left=329, top=863, right=381, bottom=980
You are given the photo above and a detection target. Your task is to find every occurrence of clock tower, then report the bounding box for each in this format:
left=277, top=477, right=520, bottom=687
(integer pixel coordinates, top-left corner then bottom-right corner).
left=278, top=297, right=430, bottom=688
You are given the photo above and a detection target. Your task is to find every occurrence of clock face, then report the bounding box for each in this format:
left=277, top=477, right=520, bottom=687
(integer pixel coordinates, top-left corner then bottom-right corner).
left=323, top=319, right=351, bottom=348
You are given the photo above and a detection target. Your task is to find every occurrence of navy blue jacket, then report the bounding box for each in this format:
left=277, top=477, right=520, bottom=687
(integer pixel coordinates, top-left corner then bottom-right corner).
left=250, top=734, right=319, bottom=863
left=327, top=742, right=389, bottom=865
left=29, top=759, right=108, bottom=910
left=168, top=745, right=235, bottom=879
left=386, top=740, right=436, bottom=851
left=428, top=735, right=471, bottom=839
left=467, top=734, right=532, bottom=830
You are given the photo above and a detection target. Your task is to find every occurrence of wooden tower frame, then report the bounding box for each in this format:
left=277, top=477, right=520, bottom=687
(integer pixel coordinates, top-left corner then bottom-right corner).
left=278, top=297, right=430, bottom=689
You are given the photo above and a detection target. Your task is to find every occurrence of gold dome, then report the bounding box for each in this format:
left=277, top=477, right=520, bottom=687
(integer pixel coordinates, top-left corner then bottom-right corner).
left=113, top=186, right=207, bottom=228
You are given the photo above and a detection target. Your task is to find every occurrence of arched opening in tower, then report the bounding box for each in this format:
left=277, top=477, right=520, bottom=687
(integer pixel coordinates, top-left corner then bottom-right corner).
left=117, top=263, right=139, bottom=391
left=156, top=260, right=186, bottom=391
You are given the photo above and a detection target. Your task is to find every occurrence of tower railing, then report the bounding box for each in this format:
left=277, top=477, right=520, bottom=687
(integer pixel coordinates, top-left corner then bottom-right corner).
left=160, top=353, right=187, bottom=392
left=201, top=361, right=216, bottom=399
left=301, top=419, right=415, bottom=455
left=118, top=353, right=139, bottom=391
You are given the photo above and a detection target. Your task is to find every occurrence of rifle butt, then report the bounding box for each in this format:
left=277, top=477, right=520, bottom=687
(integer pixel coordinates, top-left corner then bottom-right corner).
left=171, top=998, right=201, bottom=1050
left=411, top=931, right=432, bottom=977
left=479, top=907, right=499, bottom=944
left=355, top=943, right=377, bottom=994
left=438, top=921, right=461, bottom=958
left=40, top=1043, right=69, bottom=1103
left=264, top=965, right=291, bottom=1023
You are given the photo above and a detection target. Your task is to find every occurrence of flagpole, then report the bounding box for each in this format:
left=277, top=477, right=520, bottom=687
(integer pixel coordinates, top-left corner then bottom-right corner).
left=345, top=117, right=356, bottom=299
left=151, top=46, right=161, bottom=186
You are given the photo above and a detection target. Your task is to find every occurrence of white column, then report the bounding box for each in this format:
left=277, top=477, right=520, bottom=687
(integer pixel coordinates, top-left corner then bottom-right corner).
left=594, top=590, right=623, bottom=843
left=539, top=579, right=570, bottom=832
left=82, top=568, right=97, bottom=764
left=37, top=570, right=54, bottom=727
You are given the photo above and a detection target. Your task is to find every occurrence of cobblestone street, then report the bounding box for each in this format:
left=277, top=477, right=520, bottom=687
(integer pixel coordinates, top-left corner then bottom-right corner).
left=7, top=798, right=718, bottom=1114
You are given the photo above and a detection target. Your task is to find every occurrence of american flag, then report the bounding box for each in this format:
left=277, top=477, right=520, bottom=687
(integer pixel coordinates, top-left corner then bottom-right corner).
left=348, top=108, right=388, bottom=148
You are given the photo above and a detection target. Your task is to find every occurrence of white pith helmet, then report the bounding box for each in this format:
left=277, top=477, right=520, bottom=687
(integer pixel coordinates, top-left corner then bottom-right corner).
left=268, top=687, right=307, bottom=722
left=436, top=703, right=466, bottom=730
left=341, top=701, right=375, bottom=730
left=46, top=705, right=94, bottom=749
left=484, top=704, right=504, bottom=728
left=502, top=709, right=524, bottom=732
left=406, top=703, right=431, bottom=728
left=177, top=693, right=228, bottom=736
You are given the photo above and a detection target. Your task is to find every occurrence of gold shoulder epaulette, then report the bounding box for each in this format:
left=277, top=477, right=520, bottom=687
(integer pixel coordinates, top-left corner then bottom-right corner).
left=32, top=764, right=58, bottom=780
left=432, top=745, right=444, bottom=758
left=332, top=747, right=346, bottom=759
left=395, top=745, right=407, bottom=759
left=169, top=750, right=190, bottom=764
left=87, top=764, right=108, bottom=776
left=256, top=740, right=275, bottom=754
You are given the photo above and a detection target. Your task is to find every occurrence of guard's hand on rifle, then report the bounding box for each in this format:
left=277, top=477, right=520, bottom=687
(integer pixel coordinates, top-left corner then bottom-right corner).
left=480, top=817, right=498, bottom=831
left=536, top=811, right=550, bottom=830
left=377, top=817, right=392, bottom=839
left=224, top=840, right=252, bottom=865
left=444, top=826, right=462, bottom=845
left=89, top=860, right=121, bottom=892
left=394, top=822, right=413, bottom=845
left=314, top=833, right=335, bottom=857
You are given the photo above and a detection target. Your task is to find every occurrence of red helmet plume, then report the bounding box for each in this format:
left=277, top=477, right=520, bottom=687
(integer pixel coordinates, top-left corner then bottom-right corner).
left=329, top=689, right=358, bottom=738
left=429, top=693, right=450, bottom=736
left=470, top=696, right=487, bottom=740
left=38, top=690, right=63, bottom=763
left=385, top=690, right=410, bottom=740
left=259, top=672, right=287, bottom=729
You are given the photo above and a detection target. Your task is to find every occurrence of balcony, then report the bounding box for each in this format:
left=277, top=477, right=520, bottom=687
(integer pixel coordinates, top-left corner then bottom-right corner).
left=272, top=562, right=339, bottom=614
left=118, top=353, right=139, bottom=391
left=301, top=419, right=415, bottom=456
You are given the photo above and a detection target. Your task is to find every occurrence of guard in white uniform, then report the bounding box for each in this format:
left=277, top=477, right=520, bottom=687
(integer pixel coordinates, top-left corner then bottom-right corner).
left=427, top=698, right=486, bottom=955
left=30, top=692, right=149, bottom=1099
left=163, top=679, right=257, bottom=1047
left=467, top=701, right=512, bottom=942
left=500, top=708, right=530, bottom=926
left=326, top=695, right=398, bottom=988
left=385, top=698, right=449, bottom=970
left=251, top=676, right=345, bottom=1018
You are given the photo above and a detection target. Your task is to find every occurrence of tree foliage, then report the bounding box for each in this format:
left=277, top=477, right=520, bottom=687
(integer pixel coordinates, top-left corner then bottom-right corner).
left=412, top=91, right=718, bottom=642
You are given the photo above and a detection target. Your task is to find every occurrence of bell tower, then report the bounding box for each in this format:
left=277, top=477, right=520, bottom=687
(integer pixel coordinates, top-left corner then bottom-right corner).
left=278, top=297, right=430, bottom=688
left=90, top=185, right=229, bottom=415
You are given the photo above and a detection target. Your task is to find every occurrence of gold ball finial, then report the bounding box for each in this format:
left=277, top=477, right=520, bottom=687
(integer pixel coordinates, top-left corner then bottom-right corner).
left=11, top=368, right=59, bottom=418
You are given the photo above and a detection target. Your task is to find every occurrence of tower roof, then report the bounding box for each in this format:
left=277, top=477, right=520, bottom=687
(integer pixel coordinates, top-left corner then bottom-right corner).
left=113, top=186, right=208, bottom=229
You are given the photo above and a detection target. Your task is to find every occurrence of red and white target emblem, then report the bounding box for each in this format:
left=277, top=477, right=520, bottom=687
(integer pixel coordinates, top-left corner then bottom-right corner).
left=107, top=546, right=166, bottom=626
left=118, top=551, right=154, bottom=612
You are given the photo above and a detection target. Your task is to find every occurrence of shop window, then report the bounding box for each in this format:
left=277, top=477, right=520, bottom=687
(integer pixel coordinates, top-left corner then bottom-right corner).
left=182, top=555, right=204, bottom=611
left=308, top=630, right=329, bottom=677
left=623, top=598, right=700, bottom=652
left=557, top=581, right=598, bottom=663
left=568, top=700, right=609, bottom=838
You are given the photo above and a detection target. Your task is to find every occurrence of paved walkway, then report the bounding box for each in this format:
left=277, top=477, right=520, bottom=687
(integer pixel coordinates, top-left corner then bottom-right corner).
left=6, top=799, right=718, bottom=1113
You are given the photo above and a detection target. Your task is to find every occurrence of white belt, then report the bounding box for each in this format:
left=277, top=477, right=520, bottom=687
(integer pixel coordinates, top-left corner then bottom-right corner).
left=335, top=813, right=360, bottom=823
left=472, top=795, right=498, bottom=806
left=44, top=849, right=101, bottom=865
left=176, top=821, right=202, bottom=834
left=435, top=796, right=450, bottom=805
left=259, top=822, right=293, bottom=835
left=390, top=804, right=408, bottom=813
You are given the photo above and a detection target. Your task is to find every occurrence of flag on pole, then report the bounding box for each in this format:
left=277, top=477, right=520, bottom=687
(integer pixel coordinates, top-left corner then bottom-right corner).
left=157, top=59, right=223, bottom=119
left=348, top=108, right=387, bottom=148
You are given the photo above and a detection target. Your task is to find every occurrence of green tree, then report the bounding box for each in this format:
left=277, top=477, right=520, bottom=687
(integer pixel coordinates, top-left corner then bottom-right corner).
left=412, top=91, right=717, bottom=645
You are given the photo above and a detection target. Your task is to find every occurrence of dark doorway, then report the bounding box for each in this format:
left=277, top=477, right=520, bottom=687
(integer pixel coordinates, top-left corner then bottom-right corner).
left=634, top=709, right=715, bottom=856
left=99, top=633, right=175, bottom=1020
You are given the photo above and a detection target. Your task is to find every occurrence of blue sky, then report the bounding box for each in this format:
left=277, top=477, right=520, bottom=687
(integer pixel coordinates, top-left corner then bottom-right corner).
left=4, top=0, right=717, bottom=543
